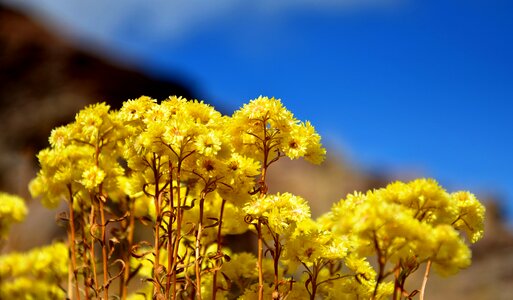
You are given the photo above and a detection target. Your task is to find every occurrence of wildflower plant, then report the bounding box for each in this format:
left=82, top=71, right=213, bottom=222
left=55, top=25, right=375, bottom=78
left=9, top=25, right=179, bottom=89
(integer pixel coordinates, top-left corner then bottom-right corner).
left=0, top=96, right=485, bottom=300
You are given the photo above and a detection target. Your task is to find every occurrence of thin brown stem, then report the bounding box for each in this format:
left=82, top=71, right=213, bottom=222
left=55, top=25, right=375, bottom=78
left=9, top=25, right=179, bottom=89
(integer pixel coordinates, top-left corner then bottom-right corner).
left=151, top=154, right=164, bottom=297
left=92, top=139, right=102, bottom=298
left=212, top=199, right=226, bottom=300
left=393, top=265, right=400, bottom=300
left=257, top=220, right=264, bottom=300
left=372, top=231, right=386, bottom=300
left=309, top=263, right=319, bottom=300
left=420, top=260, right=432, bottom=300
left=121, top=198, right=135, bottom=300
left=272, top=233, right=281, bottom=298
left=89, top=202, right=99, bottom=293
left=171, top=161, right=183, bottom=299
left=99, top=199, right=109, bottom=300
left=153, top=192, right=162, bottom=295
left=165, top=161, right=174, bottom=298
left=68, top=186, right=82, bottom=300
left=68, top=261, right=73, bottom=300
left=256, top=117, right=272, bottom=300
left=80, top=207, right=91, bottom=300
left=195, top=196, right=205, bottom=300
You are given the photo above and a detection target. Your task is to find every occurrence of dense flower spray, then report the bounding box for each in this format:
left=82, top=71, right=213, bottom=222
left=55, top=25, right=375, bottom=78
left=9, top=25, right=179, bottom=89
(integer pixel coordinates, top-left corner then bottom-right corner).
left=0, top=95, right=485, bottom=300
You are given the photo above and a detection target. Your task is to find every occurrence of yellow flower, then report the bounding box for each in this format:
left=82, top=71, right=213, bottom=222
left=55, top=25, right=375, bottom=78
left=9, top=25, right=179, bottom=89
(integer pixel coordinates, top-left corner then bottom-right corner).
left=119, top=95, right=157, bottom=122
left=221, top=252, right=258, bottom=285
left=80, top=165, right=106, bottom=190
left=0, top=192, right=28, bottom=239
left=328, top=178, right=485, bottom=280
left=450, top=191, right=485, bottom=243
left=282, top=125, right=309, bottom=159
left=303, top=121, right=326, bottom=164
left=380, top=178, right=452, bottom=224
left=195, top=131, right=222, bottom=157
left=217, top=153, right=261, bottom=204
left=430, top=225, right=472, bottom=276
left=48, top=125, right=72, bottom=149
left=185, top=99, right=222, bottom=125
left=193, top=156, right=222, bottom=180
left=0, top=242, right=68, bottom=299
left=231, top=96, right=326, bottom=165
left=285, top=219, right=350, bottom=269
left=74, top=102, right=111, bottom=142
left=244, top=192, right=311, bottom=235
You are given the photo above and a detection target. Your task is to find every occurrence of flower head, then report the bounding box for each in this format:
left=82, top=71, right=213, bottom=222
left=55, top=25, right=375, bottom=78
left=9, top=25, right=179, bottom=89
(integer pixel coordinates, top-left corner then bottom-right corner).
left=450, top=191, right=485, bottom=243
left=0, top=193, right=28, bottom=239
left=230, top=96, right=326, bottom=165
left=244, top=192, right=311, bottom=235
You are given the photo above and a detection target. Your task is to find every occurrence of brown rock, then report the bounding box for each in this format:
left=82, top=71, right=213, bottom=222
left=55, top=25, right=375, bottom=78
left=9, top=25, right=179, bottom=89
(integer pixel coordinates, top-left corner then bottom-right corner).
left=0, top=4, right=195, bottom=196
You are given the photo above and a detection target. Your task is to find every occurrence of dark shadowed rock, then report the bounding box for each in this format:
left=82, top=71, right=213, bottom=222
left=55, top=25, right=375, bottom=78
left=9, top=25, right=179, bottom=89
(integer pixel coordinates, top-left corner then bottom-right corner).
left=0, top=4, right=195, bottom=196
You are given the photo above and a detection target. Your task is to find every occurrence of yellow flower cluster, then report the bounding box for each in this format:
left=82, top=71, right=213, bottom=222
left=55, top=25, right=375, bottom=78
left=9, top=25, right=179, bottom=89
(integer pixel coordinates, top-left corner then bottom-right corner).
left=14, top=95, right=485, bottom=299
left=0, top=192, right=27, bottom=239
left=230, top=96, right=326, bottom=165
left=30, top=103, right=125, bottom=208
left=285, top=218, right=349, bottom=266
left=321, top=178, right=485, bottom=294
left=0, top=242, right=68, bottom=300
left=244, top=192, right=311, bottom=235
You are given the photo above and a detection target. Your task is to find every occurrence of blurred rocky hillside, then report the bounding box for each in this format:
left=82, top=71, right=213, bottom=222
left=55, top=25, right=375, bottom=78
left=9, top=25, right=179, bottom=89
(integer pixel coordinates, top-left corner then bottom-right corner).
left=1, top=4, right=512, bottom=299
left=0, top=5, right=195, bottom=197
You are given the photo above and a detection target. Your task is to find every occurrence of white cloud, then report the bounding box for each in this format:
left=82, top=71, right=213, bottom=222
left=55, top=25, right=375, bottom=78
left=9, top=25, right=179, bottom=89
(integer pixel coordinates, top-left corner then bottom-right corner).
left=2, top=0, right=401, bottom=46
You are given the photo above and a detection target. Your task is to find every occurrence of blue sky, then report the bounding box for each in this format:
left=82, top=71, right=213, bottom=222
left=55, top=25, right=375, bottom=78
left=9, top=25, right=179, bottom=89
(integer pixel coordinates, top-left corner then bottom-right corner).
left=5, top=0, right=513, bottom=220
